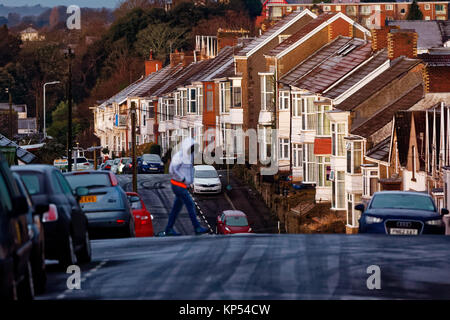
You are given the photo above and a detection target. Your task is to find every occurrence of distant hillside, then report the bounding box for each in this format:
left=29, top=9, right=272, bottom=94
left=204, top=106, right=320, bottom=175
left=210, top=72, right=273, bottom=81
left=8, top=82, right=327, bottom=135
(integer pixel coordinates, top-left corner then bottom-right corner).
left=0, top=4, right=50, bottom=17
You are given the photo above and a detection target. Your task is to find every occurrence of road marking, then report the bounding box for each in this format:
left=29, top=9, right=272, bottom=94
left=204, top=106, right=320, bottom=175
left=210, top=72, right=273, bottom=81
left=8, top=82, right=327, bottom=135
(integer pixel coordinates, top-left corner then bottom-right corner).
left=190, top=193, right=214, bottom=233
left=224, top=192, right=236, bottom=210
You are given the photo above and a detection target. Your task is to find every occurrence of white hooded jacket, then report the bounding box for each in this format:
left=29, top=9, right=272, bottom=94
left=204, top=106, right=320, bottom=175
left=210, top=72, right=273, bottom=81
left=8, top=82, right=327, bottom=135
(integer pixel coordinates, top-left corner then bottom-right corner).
left=169, top=138, right=196, bottom=185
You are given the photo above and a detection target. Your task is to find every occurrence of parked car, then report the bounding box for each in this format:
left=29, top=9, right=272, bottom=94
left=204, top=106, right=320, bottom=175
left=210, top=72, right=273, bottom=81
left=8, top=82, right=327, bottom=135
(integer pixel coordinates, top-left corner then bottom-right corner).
left=121, top=158, right=134, bottom=174
left=138, top=154, right=164, bottom=173
left=72, top=157, right=91, bottom=171
left=111, top=158, right=121, bottom=174
left=99, top=160, right=113, bottom=171
left=64, top=171, right=135, bottom=238
left=12, top=173, right=47, bottom=294
left=357, top=191, right=446, bottom=235
left=0, top=153, right=35, bottom=299
left=216, top=210, right=253, bottom=235
left=126, top=192, right=154, bottom=237
left=111, top=157, right=131, bottom=174
left=192, top=165, right=222, bottom=194
left=12, top=165, right=92, bottom=267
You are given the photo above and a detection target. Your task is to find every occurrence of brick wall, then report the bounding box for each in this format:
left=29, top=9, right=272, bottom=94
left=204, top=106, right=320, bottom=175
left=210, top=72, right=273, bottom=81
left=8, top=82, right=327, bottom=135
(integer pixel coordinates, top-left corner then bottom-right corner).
left=387, top=29, right=418, bottom=60
left=424, top=66, right=450, bottom=93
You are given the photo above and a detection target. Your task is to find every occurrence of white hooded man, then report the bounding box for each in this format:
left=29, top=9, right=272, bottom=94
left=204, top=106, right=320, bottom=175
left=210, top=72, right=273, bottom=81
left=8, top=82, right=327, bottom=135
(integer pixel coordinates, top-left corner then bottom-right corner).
left=164, top=138, right=209, bottom=236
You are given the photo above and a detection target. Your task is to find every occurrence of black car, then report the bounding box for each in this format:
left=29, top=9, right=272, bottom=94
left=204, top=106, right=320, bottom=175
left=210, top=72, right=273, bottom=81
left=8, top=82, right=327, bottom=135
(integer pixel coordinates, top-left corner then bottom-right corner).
left=357, top=191, right=447, bottom=235
left=0, top=153, right=34, bottom=300
left=12, top=165, right=92, bottom=267
left=64, top=170, right=135, bottom=238
left=138, top=154, right=164, bottom=173
left=12, top=172, right=47, bottom=294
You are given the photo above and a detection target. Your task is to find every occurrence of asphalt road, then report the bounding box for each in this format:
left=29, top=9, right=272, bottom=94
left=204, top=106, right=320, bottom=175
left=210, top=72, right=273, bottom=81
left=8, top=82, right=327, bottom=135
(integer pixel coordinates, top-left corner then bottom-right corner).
left=35, top=173, right=450, bottom=300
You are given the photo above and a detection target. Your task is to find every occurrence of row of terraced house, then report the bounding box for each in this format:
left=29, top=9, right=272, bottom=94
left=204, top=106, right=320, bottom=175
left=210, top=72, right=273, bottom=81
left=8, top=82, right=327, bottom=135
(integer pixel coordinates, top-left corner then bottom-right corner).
left=93, top=9, right=450, bottom=233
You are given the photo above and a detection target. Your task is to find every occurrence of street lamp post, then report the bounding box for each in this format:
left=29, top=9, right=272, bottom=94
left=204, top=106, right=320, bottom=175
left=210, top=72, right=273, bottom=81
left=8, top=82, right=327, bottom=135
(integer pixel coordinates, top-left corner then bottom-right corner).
left=43, top=81, right=60, bottom=139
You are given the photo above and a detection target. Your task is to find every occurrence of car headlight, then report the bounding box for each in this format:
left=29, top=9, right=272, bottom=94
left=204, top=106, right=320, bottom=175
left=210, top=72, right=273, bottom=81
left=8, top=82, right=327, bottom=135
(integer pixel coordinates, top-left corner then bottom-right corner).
left=143, top=161, right=147, bottom=165
left=425, top=219, right=443, bottom=226
left=160, top=162, right=164, bottom=166
left=365, top=216, right=383, bottom=224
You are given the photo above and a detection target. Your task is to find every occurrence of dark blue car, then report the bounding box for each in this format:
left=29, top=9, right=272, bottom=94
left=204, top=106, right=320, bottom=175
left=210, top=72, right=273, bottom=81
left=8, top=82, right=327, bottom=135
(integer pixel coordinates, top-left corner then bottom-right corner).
left=138, top=154, right=164, bottom=174
left=357, top=191, right=446, bottom=235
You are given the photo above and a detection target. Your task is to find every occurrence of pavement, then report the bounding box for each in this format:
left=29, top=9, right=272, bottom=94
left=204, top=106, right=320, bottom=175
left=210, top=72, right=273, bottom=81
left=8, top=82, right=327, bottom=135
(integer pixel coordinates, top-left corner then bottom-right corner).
left=35, top=173, right=450, bottom=300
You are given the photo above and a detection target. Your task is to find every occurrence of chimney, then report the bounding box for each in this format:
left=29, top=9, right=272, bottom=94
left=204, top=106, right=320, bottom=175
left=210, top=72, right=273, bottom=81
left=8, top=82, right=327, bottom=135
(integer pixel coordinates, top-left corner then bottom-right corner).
left=370, top=25, right=399, bottom=52
left=145, top=50, right=163, bottom=76
left=170, top=49, right=195, bottom=67
left=217, top=28, right=250, bottom=52
left=387, top=29, right=418, bottom=60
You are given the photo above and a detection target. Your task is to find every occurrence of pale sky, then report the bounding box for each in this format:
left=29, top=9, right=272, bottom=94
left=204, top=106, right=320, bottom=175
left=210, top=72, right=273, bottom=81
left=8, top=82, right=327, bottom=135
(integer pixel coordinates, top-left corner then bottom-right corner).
left=0, top=0, right=119, bottom=8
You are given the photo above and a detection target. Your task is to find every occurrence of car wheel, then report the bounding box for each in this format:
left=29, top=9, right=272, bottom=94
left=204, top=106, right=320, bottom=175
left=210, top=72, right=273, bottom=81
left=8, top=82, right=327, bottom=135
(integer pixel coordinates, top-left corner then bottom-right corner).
left=77, top=230, right=92, bottom=264
left=59, top=234, right=77, bottom=268
left=17, top=261, right=34, bottom=300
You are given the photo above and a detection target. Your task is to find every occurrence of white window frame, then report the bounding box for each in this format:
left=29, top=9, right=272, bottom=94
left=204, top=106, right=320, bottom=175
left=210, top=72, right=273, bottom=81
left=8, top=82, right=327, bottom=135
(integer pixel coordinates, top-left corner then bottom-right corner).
left=232, top=79, right=242, bottom=108
left=301, top=97, right=316, bottom=131
left=317, top=156, right=331, bottom=187
left=279, top=138, right=290, bottom=160
left=197, top=86, right=203, bottom=115
left=385, top=4, right=393, bottom=10
left=332, top=122, right=346, bottom=157
left=220, top=82, right=231, bottom=114
left=293, top=143, right=302, bottom=168
left=347, top=193, right=362, bottom=226
left=302, top=144, right=316, bottom=183
left=279, top=91, right=290, bottom=111
left=260, top=74, right=274, bottom=111
left=188, top=88, right=197, bottom=114
left=346, top=140, right=363, bottom=174
left=332, top=170, right=346, bottom=210
left=292, top=93, right=302, bottom=117
left=362, top=166, right=379, bottom=197
left=317, top=105, right=331, bottom=136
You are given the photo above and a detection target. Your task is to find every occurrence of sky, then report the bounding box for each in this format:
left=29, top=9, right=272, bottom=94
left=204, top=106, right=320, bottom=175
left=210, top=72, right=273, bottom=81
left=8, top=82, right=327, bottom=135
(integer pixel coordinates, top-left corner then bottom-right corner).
left=0, top=0, right=119, bottom=8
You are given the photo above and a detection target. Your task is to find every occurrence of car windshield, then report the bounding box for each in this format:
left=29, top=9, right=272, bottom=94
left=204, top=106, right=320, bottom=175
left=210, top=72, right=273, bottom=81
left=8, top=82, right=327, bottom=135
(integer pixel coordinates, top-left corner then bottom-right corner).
left=122, top=158, right=131, bottom=163
left=18, top=172, right=44, bottom=195
left=142, top=154, right=161, bottom=162
left=65, top=173, right=112, bottom=189
left=370, top=193, right=436, bottom=212
left=129, top=196, right=143, bottom=209
left=226, top=216, right=248, bottom=227
left=195, top=170, right=218, bottom=178
left=74, top=157, right=88, bottom=163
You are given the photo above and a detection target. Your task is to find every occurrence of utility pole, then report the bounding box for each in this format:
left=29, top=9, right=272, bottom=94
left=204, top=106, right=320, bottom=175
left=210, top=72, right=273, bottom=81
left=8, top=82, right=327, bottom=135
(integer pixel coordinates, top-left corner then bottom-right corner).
left=66, top=47, right=74, bottom=172
left=131, top=101, right=137, bottom=192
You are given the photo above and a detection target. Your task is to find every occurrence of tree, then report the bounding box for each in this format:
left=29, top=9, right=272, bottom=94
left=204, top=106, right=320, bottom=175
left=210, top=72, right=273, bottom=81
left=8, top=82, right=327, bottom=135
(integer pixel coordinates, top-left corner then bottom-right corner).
left=407, top=0, right=423, bottom=20
left=0, top=25, right=22, bottom=67
left=134, top=22, right=190, bottom=63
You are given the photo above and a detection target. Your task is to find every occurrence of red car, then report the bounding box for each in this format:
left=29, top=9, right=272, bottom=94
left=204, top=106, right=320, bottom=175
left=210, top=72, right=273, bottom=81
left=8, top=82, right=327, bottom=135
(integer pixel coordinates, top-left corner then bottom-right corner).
left=216, top=210, right=253, bottom=235
left=126, top=192, right=154, bottom=237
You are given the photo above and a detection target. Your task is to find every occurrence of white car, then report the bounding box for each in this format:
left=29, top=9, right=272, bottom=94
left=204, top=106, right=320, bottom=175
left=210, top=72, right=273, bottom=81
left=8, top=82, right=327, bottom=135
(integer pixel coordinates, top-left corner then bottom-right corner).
left=193, top=165, right=222, bottom=194
left=71, top=157, right=91, bottom=171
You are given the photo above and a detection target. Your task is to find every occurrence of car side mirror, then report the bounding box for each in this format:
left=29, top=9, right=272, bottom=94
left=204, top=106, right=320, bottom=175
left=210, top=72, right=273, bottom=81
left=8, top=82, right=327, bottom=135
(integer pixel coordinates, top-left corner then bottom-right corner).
left=441, top=208, right=449, bottom=215
left=355, top=204, right=365, bottom=212
left=219, top=175, right=222, bottom=178
left=11, top=195, right=29, bottom=217
left=75, top=187, right=89, bottom=197
left=34, top=204, right=49, bottom=216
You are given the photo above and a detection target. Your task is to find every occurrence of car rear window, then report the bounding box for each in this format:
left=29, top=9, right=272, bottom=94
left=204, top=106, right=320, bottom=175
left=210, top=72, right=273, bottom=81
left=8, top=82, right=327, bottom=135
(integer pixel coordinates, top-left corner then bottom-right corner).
left=226, top=216, right=248, bottom=227
left=19, top=173, right=44, bottom=195
left=75, top=158, right=88, bottom=163
left=65, top=173, right=112, bottom=189
left=370, top=193, right=436, bottom=212
left=195, top=170, right=218, bottom=178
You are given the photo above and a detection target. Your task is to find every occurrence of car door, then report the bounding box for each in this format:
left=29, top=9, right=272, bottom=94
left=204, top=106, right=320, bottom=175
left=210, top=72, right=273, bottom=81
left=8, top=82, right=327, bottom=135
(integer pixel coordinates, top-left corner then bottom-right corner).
left=54, top=170, right=86, bottom=245
left=48, top=169, right=73, bottom=230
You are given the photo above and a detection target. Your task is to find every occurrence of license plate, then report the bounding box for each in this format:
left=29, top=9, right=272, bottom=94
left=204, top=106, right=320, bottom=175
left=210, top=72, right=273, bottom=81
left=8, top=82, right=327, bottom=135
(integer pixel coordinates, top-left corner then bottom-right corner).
left=80, top=195, right=97, bottom=203
left=389, top=228, right=418, bottom=235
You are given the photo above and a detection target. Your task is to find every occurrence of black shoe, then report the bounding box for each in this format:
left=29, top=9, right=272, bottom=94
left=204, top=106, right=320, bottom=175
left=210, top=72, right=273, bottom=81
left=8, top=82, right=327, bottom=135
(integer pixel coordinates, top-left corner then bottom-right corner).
left=195, top=226, right=209, bottom=235
left=165, top=229, right=181, bottom=236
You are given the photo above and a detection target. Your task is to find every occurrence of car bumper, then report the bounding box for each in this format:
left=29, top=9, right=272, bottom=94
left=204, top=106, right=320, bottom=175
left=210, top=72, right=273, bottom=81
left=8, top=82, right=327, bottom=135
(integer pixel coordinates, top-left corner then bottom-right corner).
left=140, top=165, right=163, bottom=173
left=359, top=222, right=445, bottom=235
left=85, top=210, right=132, bottom=230
left=42, top=220, right=70, bottom=260
left=193, top=185, right=222, bottom=194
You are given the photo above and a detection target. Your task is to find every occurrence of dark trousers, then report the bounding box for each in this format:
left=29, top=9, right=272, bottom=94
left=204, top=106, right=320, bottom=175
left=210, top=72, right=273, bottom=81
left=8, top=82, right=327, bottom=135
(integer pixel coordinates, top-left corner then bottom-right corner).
left=165, top=184, right=200, bottom=232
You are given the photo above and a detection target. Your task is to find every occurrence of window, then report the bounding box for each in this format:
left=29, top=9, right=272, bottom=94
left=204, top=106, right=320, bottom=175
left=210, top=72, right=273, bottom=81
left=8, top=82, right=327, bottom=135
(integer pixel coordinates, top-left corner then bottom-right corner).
left=292, top=93, right=302, bottom=117
left=332, top=171, right=345, bottom=209
left=363, top=166, right=378, bottom=197
left=435, top=4, right=445, bottom=13
left=206, top=89, right=214, bottom=112
left=361, top=5, right=371, bottom=14
left=232, top=81, right=241, bottom=108
left=272, top=7, right=282, bottom=18
left=301, top=97, right=316, bottom=130
left=220, top=82, right=231, bottom=113
left=197, top=87, right=203, bottom=115
left=279, top=91, right=290, bottom=110
left=175, top=92, right=181, bottom=116
left=332, top=123, right=346, bottom=156
left=317, top=105, right=331, bottom=136
left=167, top=98, right=174, bottom=120
left=293, top=144, right=302, bottom=168
left=181, top=89, right=187, bottom=116
left=323, top=5, right=331, bottom=12
left=385, top=4, right=393, bottom=10
left=188, top=88, right=197, bottom=114
left=424, top=4, right=431, bottom=10
left=400, top=8, right=406, bottom=14
left=51, top=171, right=63, bottom=194
left=279, top=138, right=290, bottom=160
left=148, top=103, right=155, bottom=118
left=302, top=144, right=316, bottom=183
left=260, top=126, right=272, bottom=161
left=317, top=156, right=331, bottom=187
left=260, top=74, right=274, bottom=111
left=346, top=140, right=362, bottom=174
left=56, top=171, right=73, bottom=195
left=278, top=35, right=291, bottom=43
left=346, top=5, right=356, bottom=15
left=347, top=193, right=362, bottom=226
left=335, top=5, right=341, bottom=11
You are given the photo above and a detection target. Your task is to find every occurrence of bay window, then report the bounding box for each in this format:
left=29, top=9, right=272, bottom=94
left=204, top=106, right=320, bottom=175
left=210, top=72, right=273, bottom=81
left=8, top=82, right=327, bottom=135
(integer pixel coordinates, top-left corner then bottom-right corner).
left=197, top=87, right=203, bottom=115
left=317, top=105, right=331, bottom=136
left=317, top=156, right=331, bottom=187
left=279, top=91, right=290, bottom=111
left=188, top=88, right=197, bottom=114
left=279, top=138, right=289, bottom=160
left=301, top=97, right=316, bottom=130
left=362, top=165, right=379, bottom=197
left=347, top=193, right=362, bottom=226
left=302, top=144, right=316, bottom=183
left=220, top=82, right=231, bottom=113
left=332, top=170, right=345, bottom=209
left=181, top=89, right=187, bottom=116
left=293, top=143, right=302, bottom=168
left=346, top=140, right=362, bottom=174
left=175, top=92, right=181, bottom=116
left=332, top=122, right=346, bottom=156
left=260, top=126, right=272, bottom=161
left=292, top=93, right=302, bottom=117
left=232, top=80, right=242, bottom=108
left=260, top=74, right=274, bottom=111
